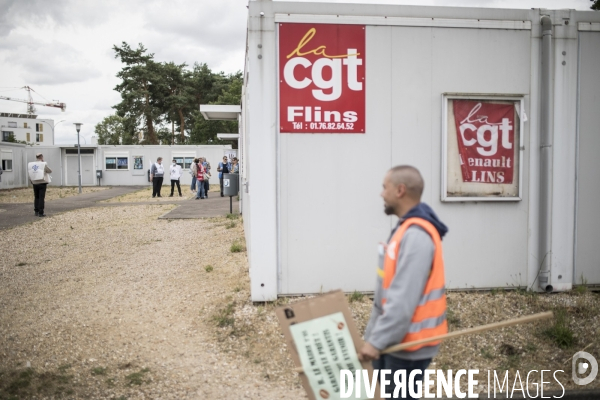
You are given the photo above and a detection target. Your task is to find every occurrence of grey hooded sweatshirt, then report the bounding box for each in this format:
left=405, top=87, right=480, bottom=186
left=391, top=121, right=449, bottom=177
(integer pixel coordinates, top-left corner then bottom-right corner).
left=364, top=202, right=448, bottom=361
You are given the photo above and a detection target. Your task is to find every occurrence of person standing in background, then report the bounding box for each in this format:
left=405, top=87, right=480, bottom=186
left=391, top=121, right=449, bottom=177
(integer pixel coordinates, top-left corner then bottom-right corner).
left=150, top=157, right=164, bottom=198
left=27, top=153, right=52, bottom=217
left=217, top=156, right=231, bottom=197
left=190, top=158, right=199, bottom=193
left=195, top=161, right=206, bottom=200
left=169, top=158, right=183, bottom=197
left=202, top=157, right=211, bottom=198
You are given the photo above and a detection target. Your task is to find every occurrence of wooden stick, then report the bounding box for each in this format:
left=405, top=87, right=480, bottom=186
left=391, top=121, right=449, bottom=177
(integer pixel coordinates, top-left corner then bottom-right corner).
left=293, top=311, right=553, bottom=374
left=382, top=311, right=553, bottom=354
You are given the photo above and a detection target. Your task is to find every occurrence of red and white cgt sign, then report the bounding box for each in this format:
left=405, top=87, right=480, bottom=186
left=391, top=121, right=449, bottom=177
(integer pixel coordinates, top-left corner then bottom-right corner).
left=453, top=100, right=516, bottom=184
left=278, top=23, right=366, bottom=134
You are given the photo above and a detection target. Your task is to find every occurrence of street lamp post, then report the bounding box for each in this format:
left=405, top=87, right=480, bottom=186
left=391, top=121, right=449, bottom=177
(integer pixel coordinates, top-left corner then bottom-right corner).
left=40, top=119, right=66, bottom=144
left=74, top=123, right=83, bottom=193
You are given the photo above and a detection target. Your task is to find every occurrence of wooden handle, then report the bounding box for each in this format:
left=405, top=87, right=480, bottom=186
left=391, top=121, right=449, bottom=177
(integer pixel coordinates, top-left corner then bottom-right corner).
left=381, top=311, right=553, bottom=354
left=293, top=311, right=553, bottom=374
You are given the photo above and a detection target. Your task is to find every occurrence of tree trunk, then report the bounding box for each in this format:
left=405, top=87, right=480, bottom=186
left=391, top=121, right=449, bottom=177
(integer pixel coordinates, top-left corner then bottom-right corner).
left=178, top=109, right=186, bottom=143
left=143, top=85, right=157, bottom=144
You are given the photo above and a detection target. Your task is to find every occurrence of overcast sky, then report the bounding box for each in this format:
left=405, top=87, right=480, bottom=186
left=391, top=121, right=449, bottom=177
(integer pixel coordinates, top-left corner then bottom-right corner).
left=0, top=0, right=593, bottom=144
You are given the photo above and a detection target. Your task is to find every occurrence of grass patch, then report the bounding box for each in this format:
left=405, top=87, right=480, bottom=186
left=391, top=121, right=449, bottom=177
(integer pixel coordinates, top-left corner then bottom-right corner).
left=213, top=302, right=235, bottom=328
left=446, top=307, right=461, bottom=327
left=225, top=221, right=236, bottom=229
left=15, top=262, right=27, bottom=266
left=205, top=265, right=214, bottom=272
left=574, top=274, right=588, bottom=295
left=91, top=366, right=108, bottom=376
left=230, top=240, right=245, bottom=253
left=125, top=368, right=150, bottom=386
left=348, top=291, right=364, bottom=302
left=226, top=213, right=239, bottom=220
left=6, top=368, right=34, bottom=394
left=543, top=308, right=575, bottom=349
left=480, top=347, right=495, bottom=360
left=0, top=367, right=74, bottom=398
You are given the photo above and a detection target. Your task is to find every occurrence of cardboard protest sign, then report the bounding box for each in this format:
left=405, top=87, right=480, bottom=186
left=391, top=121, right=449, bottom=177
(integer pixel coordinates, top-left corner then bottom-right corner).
left=275, top=290, right=380, bottom=400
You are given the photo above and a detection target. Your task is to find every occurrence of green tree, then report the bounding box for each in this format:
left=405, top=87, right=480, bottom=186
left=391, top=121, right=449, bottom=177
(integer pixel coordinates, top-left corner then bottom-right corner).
left=110, top=44, right=243, bottom=146
left=112, top=42, right=162, bottom=144
left=94, top=115, right=126, bottom=145
left=592, top=0, right=600, bottom=10
left=158, top=62, right=193, bottom=144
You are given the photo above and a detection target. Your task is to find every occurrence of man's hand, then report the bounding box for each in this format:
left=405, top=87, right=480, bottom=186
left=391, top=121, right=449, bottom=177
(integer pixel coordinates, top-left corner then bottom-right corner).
left=358, top=342, right=380, bottom=362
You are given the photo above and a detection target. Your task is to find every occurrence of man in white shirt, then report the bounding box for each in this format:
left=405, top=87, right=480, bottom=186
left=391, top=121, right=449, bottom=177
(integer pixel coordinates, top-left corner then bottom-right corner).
left=28, top=153, right=52, bottom=217
left=169, top=158, right=183, bottom=197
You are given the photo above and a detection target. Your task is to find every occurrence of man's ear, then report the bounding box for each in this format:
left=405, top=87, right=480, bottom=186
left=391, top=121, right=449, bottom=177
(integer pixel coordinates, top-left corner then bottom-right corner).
left=396, top=183, right=407, bottom=199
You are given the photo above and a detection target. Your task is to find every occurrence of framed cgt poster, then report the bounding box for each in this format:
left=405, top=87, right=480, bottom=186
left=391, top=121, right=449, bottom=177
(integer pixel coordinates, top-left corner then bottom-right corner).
left=441, top=94, right=525, bottom=202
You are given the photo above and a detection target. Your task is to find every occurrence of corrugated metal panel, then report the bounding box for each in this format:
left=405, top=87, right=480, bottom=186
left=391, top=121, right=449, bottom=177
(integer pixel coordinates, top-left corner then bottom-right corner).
left=575, top=32, right=600, bottom=285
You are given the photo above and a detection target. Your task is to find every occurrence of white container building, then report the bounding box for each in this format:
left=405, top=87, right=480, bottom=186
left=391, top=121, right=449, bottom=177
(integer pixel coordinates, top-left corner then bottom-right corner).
left=237, top=1, right=600, bottom=300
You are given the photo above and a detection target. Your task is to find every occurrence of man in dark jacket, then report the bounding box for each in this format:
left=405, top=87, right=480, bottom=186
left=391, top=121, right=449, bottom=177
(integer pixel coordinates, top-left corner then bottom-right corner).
left=359, top=165, right=448, bottom=399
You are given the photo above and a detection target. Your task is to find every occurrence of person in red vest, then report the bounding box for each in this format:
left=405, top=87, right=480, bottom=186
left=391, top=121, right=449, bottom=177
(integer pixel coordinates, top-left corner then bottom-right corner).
left=359, top=165, right=448, bottom=399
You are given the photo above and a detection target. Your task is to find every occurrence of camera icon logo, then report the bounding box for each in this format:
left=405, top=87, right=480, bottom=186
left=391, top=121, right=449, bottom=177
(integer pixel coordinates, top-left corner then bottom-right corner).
left=572, top=351, right=598, bottom=386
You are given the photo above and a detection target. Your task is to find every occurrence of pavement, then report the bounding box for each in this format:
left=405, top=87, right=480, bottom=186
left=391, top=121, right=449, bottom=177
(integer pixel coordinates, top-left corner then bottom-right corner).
left=0, top=186, right=240, bottom=230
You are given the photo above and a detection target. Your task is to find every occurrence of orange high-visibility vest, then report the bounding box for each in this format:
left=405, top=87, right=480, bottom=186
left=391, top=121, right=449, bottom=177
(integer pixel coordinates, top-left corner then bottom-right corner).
left=381, top=217, right=447, bottom=352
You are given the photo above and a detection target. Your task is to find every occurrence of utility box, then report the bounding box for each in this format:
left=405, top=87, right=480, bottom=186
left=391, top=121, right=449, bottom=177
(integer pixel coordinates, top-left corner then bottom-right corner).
left=96, top=170, right=102, bottom=179
left=222, top=173, right=239, bottom=196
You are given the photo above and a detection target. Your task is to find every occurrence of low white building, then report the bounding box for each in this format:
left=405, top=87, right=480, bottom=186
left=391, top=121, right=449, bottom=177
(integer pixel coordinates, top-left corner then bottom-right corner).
left=0, top=143, right=233, bottom=189
left=0, top=113, right=55, bottom=146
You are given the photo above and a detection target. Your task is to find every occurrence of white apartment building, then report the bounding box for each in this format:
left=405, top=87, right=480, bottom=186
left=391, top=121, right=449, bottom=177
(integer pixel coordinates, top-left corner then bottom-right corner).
left=0, top=112, right=55, bottom=146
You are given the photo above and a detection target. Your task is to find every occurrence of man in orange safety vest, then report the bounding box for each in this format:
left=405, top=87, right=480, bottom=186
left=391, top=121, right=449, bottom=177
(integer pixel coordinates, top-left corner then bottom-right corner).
left=358, top=165, right=448, bottom=399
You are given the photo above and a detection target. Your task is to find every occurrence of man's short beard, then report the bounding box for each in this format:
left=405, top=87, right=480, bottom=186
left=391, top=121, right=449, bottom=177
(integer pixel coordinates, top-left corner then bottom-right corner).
left=384, top=205, right=395, bottom=215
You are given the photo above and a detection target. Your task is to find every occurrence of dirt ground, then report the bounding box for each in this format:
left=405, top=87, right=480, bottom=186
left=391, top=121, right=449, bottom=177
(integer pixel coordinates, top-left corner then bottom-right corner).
left=101, top=185, right=222, bottom=203
left=0, top=187, right=107, bottom=204
left=0, top=203, right=598, bottom=399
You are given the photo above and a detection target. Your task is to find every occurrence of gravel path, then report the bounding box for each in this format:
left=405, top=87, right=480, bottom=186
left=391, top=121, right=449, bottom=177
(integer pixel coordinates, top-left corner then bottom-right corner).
left=0, top=205, right=303, bottom=399
left=1, top=201, right=598, bottom=399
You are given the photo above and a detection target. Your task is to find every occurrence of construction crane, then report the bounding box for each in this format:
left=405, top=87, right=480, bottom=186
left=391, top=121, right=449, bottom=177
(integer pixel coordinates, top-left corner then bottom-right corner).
left=0, top=86, right=66, bottom=114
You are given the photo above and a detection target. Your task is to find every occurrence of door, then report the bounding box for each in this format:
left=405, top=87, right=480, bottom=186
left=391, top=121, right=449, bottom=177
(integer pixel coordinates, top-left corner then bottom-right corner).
left=66, top=155, right=95, bottom=186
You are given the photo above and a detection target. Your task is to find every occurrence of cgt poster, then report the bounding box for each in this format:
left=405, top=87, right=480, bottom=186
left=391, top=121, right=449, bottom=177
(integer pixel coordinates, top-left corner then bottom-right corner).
left=278, top=23, right=366, bottom=134
left=443, top=97, right=523, bottom=201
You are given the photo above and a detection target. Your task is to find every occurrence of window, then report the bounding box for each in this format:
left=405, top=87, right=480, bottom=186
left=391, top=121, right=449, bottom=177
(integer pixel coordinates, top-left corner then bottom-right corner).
left=1, top=159, right=12, bottom=171
left=36, top=133, right=44, bottom=142
left=26, top=132, right=30, bottom=142
left=8, top=121, right=16, bottom=128
left=36, top=123, right=44, bottom=132
left=442, top=95, right=523, bottom=202
left=173, top=154, right=195, bottom=169
left=24, top=122, right=28, bottom=128
left=105, top=156, right=128, bottom=170
left=66, top=149, right=94, bottom=154
left=173, top=157, right=184, bottom=168
left=2, top=131, right=14, bottom=142
left=117, top=157, right=128, bottom=169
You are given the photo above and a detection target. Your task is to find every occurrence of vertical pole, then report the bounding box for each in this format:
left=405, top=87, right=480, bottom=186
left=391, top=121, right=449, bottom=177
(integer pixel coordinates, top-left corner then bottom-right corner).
left=539, top=15, right=553, bottom=292
left=77, top=130, right=82, bottom=193
left=230, top=196, right=233, bottom=214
